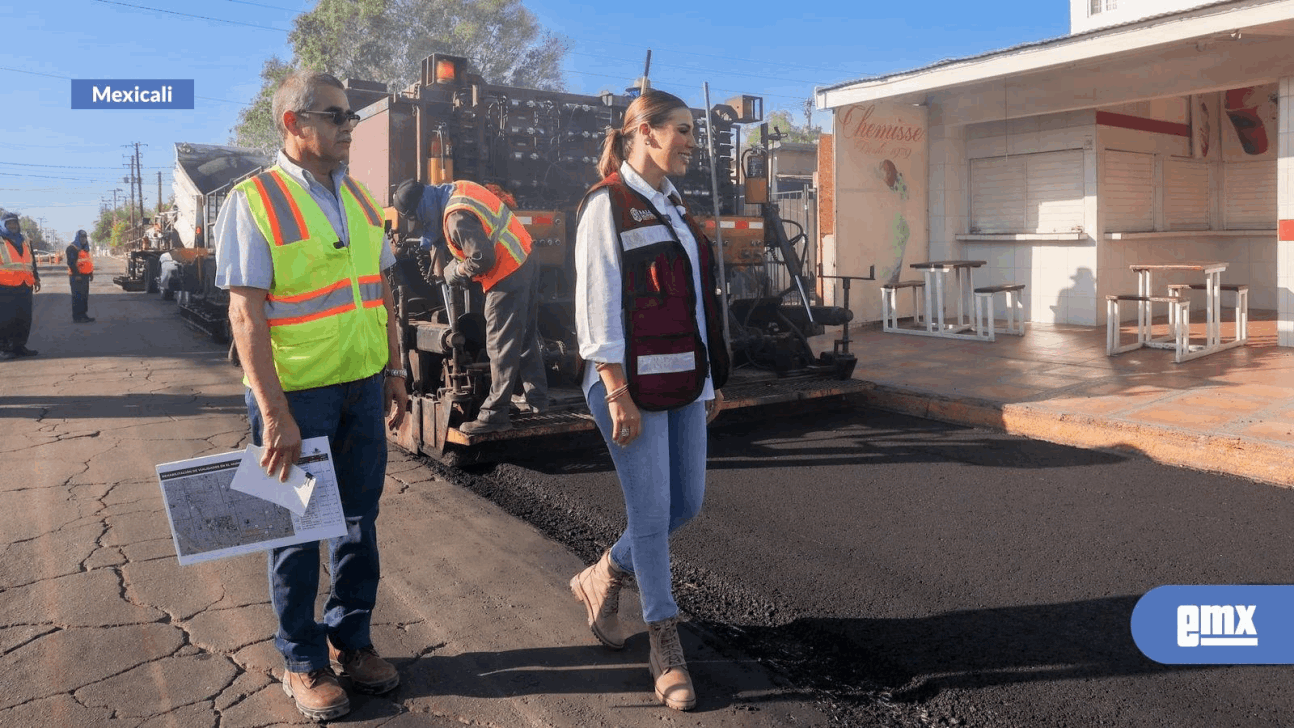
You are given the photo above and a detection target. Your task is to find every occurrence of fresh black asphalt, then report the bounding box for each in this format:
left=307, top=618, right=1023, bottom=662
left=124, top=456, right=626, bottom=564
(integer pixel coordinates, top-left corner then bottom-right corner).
left=434, top=400, right=1294, bottom=728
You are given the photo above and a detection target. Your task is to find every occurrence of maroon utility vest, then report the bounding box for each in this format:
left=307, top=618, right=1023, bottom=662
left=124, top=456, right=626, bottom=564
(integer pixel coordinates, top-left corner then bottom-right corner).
left=579, top=173, right=730, bottom=411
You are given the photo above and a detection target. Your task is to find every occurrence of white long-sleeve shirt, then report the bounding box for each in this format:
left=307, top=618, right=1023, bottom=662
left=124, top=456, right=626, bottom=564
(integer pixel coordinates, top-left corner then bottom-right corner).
left=575, top=162, right=714, bottom=402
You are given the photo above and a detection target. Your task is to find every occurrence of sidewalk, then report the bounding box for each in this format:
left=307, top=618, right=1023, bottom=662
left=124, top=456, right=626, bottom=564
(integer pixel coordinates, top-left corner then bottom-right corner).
left=811, top=308, right=1294, bottom=488
left=0, top=259, right=823, bottom=727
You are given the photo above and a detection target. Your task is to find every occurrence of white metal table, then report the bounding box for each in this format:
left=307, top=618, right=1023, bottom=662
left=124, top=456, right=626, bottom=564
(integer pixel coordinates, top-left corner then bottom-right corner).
left=1129, top=261, right=1241, bottom=362
left=904, top=260, right=988, bottom=340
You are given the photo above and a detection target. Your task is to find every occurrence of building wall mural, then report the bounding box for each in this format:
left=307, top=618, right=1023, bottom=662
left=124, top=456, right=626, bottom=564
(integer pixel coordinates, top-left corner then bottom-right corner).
left=1222, top=83, right=1279, bottom=162
left=833, top=101, right=928, bottom=321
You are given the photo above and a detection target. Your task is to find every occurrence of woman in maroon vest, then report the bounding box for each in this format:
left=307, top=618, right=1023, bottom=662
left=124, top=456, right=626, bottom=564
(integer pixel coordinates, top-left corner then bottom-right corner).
left=570, top=90, right=729, bottom=712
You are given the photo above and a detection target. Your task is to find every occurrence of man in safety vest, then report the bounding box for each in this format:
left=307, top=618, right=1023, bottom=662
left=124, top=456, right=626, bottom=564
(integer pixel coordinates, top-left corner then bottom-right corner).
left=213, top=70, right=408, bottom=722
left=393, top=177, right=549, bottom=434
left=66, top=229, right=95, bottom=323
left=0, top=212, right=40, bottom=359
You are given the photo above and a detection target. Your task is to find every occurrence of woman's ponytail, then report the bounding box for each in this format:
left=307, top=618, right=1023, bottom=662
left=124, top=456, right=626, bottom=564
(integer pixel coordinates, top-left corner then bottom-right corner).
left=594, top=90, right=689, bottom=180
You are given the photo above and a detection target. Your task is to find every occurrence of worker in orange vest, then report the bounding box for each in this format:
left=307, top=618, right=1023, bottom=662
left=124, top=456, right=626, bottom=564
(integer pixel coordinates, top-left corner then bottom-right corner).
left=0, top=212, right=40, bottom=359
left=393, top=178, right=549, bottom=434
left=66, top=230, right=95, bottom=323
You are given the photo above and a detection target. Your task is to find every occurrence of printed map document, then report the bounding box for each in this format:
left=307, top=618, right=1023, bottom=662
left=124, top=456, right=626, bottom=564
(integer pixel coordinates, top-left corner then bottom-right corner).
left=156, top=437, right=346, bottom=566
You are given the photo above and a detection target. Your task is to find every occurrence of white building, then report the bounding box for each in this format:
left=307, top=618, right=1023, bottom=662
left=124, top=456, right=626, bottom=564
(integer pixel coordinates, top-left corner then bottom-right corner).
left=816, top=0, right=1294, bottom=342
left=1073, top=0, right=1225, bottom=34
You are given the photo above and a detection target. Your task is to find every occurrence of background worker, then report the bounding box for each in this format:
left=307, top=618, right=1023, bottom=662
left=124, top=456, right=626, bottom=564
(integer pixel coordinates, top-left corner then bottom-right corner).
left=570, top=90, right=728, bottom=712
left=214, top=70, right=407, bottom=722
left=393, top=177, right=548, bottom=434
left=0, top=212, right=40, bottom=359
left=66, top=229, right=95, bottom=323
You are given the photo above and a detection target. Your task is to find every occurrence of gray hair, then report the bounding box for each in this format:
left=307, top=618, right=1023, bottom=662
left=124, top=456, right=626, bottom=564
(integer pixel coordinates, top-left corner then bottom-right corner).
left=272, top=70, right=346, bottom=139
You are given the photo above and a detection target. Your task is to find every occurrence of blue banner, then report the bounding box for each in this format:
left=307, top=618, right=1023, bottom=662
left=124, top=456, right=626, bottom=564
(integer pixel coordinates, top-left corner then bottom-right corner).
left=1132, top=585, right=1294, bottom=664
left=71, top=79, right=194, bottom=110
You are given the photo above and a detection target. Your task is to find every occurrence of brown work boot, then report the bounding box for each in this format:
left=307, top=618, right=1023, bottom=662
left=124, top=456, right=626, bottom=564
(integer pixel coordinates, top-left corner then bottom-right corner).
left=281, top=667, right=350, bottom=722
left=329, top=642, right=400, bottom=694
left=570, top=549, right=628, bottom=649
left=648, top=616, right=696, bottom=711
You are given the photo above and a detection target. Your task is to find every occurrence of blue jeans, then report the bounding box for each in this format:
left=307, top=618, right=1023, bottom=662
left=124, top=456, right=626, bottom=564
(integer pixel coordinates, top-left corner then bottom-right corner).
left=587, top=380, right=708, bottom=623
left=246, top=374, right=387, bottom=673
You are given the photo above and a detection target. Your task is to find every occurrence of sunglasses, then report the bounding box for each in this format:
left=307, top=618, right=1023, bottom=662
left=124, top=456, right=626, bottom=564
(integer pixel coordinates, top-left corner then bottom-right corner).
left=296, top=108, right=361, bottom=126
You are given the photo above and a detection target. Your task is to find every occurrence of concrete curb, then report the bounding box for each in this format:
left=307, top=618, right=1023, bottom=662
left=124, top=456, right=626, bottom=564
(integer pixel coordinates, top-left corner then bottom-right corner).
left=853, top=383, right=1294, bottom=489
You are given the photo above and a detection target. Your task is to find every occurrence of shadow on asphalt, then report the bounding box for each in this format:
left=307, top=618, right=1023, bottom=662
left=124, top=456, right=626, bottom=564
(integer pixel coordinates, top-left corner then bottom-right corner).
left=0, top=393, right=245, bottom=419
left=708, top=594, right=1209, bottom=706
left=511, top=406, right=1131, bottom=477
left=363, top=633, right=820, bottom=716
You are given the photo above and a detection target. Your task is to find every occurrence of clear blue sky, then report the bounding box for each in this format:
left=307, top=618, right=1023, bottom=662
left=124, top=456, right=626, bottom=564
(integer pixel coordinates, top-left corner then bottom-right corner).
left=0, top=0, right=1069, bottom=243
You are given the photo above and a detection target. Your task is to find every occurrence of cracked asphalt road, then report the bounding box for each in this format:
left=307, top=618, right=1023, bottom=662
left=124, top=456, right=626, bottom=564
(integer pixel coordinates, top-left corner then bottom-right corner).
left=0, top=259, right=832, bottom=727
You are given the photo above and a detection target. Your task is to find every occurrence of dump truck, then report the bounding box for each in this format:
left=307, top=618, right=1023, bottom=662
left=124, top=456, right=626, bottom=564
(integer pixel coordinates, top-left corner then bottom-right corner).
left=345, top=54, right=869, bottom=465
left=114, top=143, right=270, bottom=343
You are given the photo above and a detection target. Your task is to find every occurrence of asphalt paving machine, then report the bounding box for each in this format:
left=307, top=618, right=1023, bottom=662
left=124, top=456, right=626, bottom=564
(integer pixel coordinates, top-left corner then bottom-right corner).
left=347, top=54, right=870, bottom=464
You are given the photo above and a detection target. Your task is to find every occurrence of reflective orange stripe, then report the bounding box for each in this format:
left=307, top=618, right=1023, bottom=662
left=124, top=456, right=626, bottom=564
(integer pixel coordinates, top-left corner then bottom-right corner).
left=251, top=176, right=287, bottom=247
left=268, top=171, right=309, bottom=245
left=363, top=299, right=384, bottom=309
left=344, top=178, right=382, bottom=227
left=268, top=278, right=350, bottom=304
left=268, top=302, right=358, bottom=327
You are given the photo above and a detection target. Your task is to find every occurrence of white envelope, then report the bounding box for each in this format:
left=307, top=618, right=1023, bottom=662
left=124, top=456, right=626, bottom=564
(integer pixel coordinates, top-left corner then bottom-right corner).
left=229, top=444, right=316, bottom=516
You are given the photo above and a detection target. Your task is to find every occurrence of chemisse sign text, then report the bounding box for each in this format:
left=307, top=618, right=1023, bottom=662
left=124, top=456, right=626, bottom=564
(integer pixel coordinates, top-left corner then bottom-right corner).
left=71, top=79, right=194, bottom=110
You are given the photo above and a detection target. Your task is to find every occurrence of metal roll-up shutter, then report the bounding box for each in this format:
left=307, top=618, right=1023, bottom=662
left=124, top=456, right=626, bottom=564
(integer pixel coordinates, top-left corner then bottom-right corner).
left=1164, top=159, right=1210, bottom=230
left=1026, top=150, right=1084, bottom=233
left=1223, top=160, right=1276, bottom=230
left=970, top=150, right=1083, bottom=234
left=970, top=156, right=1026, bottom=233
left=1103, top=150, right=1154, bottom=232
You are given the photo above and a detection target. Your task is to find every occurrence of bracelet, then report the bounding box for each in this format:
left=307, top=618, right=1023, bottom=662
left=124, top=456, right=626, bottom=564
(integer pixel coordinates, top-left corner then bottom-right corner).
left=383, top=368, right=408, bottom=379
left=594, top=362, right=616, bottom=372
left=605, top=384, right=630, bottom=403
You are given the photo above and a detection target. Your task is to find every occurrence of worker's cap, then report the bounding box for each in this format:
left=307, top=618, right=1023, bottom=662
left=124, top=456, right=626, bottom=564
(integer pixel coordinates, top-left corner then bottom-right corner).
left=1, top=212, right=17, bottom=224
left=75, top=229, right=87, bottom=238
left=392, top=179, right=425, bottom=218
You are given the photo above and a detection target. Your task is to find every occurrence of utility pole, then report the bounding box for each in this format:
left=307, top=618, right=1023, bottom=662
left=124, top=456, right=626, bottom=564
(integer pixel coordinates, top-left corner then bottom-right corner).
left=157, top=171, right=163, bottom=215
left=122, top=142, right=146, bottom=228
left=123, top=154, right=135, bottom=229
left=137, top=143, right=148, bottom=220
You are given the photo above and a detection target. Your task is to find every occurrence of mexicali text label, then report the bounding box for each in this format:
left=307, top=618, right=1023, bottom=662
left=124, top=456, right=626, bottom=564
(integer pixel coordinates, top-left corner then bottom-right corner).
left=71, top=79, right=195, bottom=110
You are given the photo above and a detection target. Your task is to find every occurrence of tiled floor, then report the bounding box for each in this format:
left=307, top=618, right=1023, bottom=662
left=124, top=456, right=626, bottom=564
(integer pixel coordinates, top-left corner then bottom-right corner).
left=811, top=309, right=1294, bottom=486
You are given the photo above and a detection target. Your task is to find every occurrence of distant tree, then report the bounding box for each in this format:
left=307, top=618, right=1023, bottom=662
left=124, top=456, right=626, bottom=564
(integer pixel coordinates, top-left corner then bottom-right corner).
left=17, top=215, right=48, bottom=251
left=93, top=206, right=135, bottom=250
left=231, top=57, right=295, bottom=153
left=231, top=0, right=569, bottom=150
left=744, top=107, right=821, bottom=148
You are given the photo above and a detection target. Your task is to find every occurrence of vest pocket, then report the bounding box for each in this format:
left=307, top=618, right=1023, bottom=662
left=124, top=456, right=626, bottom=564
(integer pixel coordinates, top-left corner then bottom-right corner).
left=628, top=333, right=706, bottom=410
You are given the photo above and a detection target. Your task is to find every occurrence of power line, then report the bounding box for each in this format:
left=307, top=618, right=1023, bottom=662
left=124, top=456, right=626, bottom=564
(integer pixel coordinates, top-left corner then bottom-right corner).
left=565, top=35, right=858, bottom=77
left=0, top=161, right=170, bottom=170
left=89, top=0, right=290, bottom=31
left=561, top=68, right=809, bottom=101
left=0, top=65, right=66, bottom=80
left=0, top=65, right=252, bottom=106
left=567, top=51, right=822, bottom=86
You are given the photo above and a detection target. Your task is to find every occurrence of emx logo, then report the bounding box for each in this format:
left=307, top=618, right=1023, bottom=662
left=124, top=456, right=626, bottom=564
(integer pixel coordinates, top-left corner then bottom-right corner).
left=1132, top=586, right=1292, bottom=664
left=1177, top=605, right=1257, bottom=647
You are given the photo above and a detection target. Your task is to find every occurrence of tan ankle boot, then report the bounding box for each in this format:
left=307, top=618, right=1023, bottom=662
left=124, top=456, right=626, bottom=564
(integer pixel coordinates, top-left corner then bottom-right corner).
left=570, top=549, right=628, bottom=649
left=281, top=667, right=350, bottom=721
left=647, top=616, right=696, bottom=711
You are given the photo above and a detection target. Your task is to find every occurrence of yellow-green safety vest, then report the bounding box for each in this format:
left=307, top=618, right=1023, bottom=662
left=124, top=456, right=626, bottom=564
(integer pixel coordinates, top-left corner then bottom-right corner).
left=235, top=166, right=389, bottom=392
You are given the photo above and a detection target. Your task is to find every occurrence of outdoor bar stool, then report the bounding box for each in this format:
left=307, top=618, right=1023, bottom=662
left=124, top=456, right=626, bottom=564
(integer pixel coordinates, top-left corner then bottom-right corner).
left=1166, top=283, right=1249, bottom=344
left=1106, top=294, right=1190, bottom=362
left=881, top=280, right=926, bottom=332
left=972, top=283, right=1026, bottom=342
